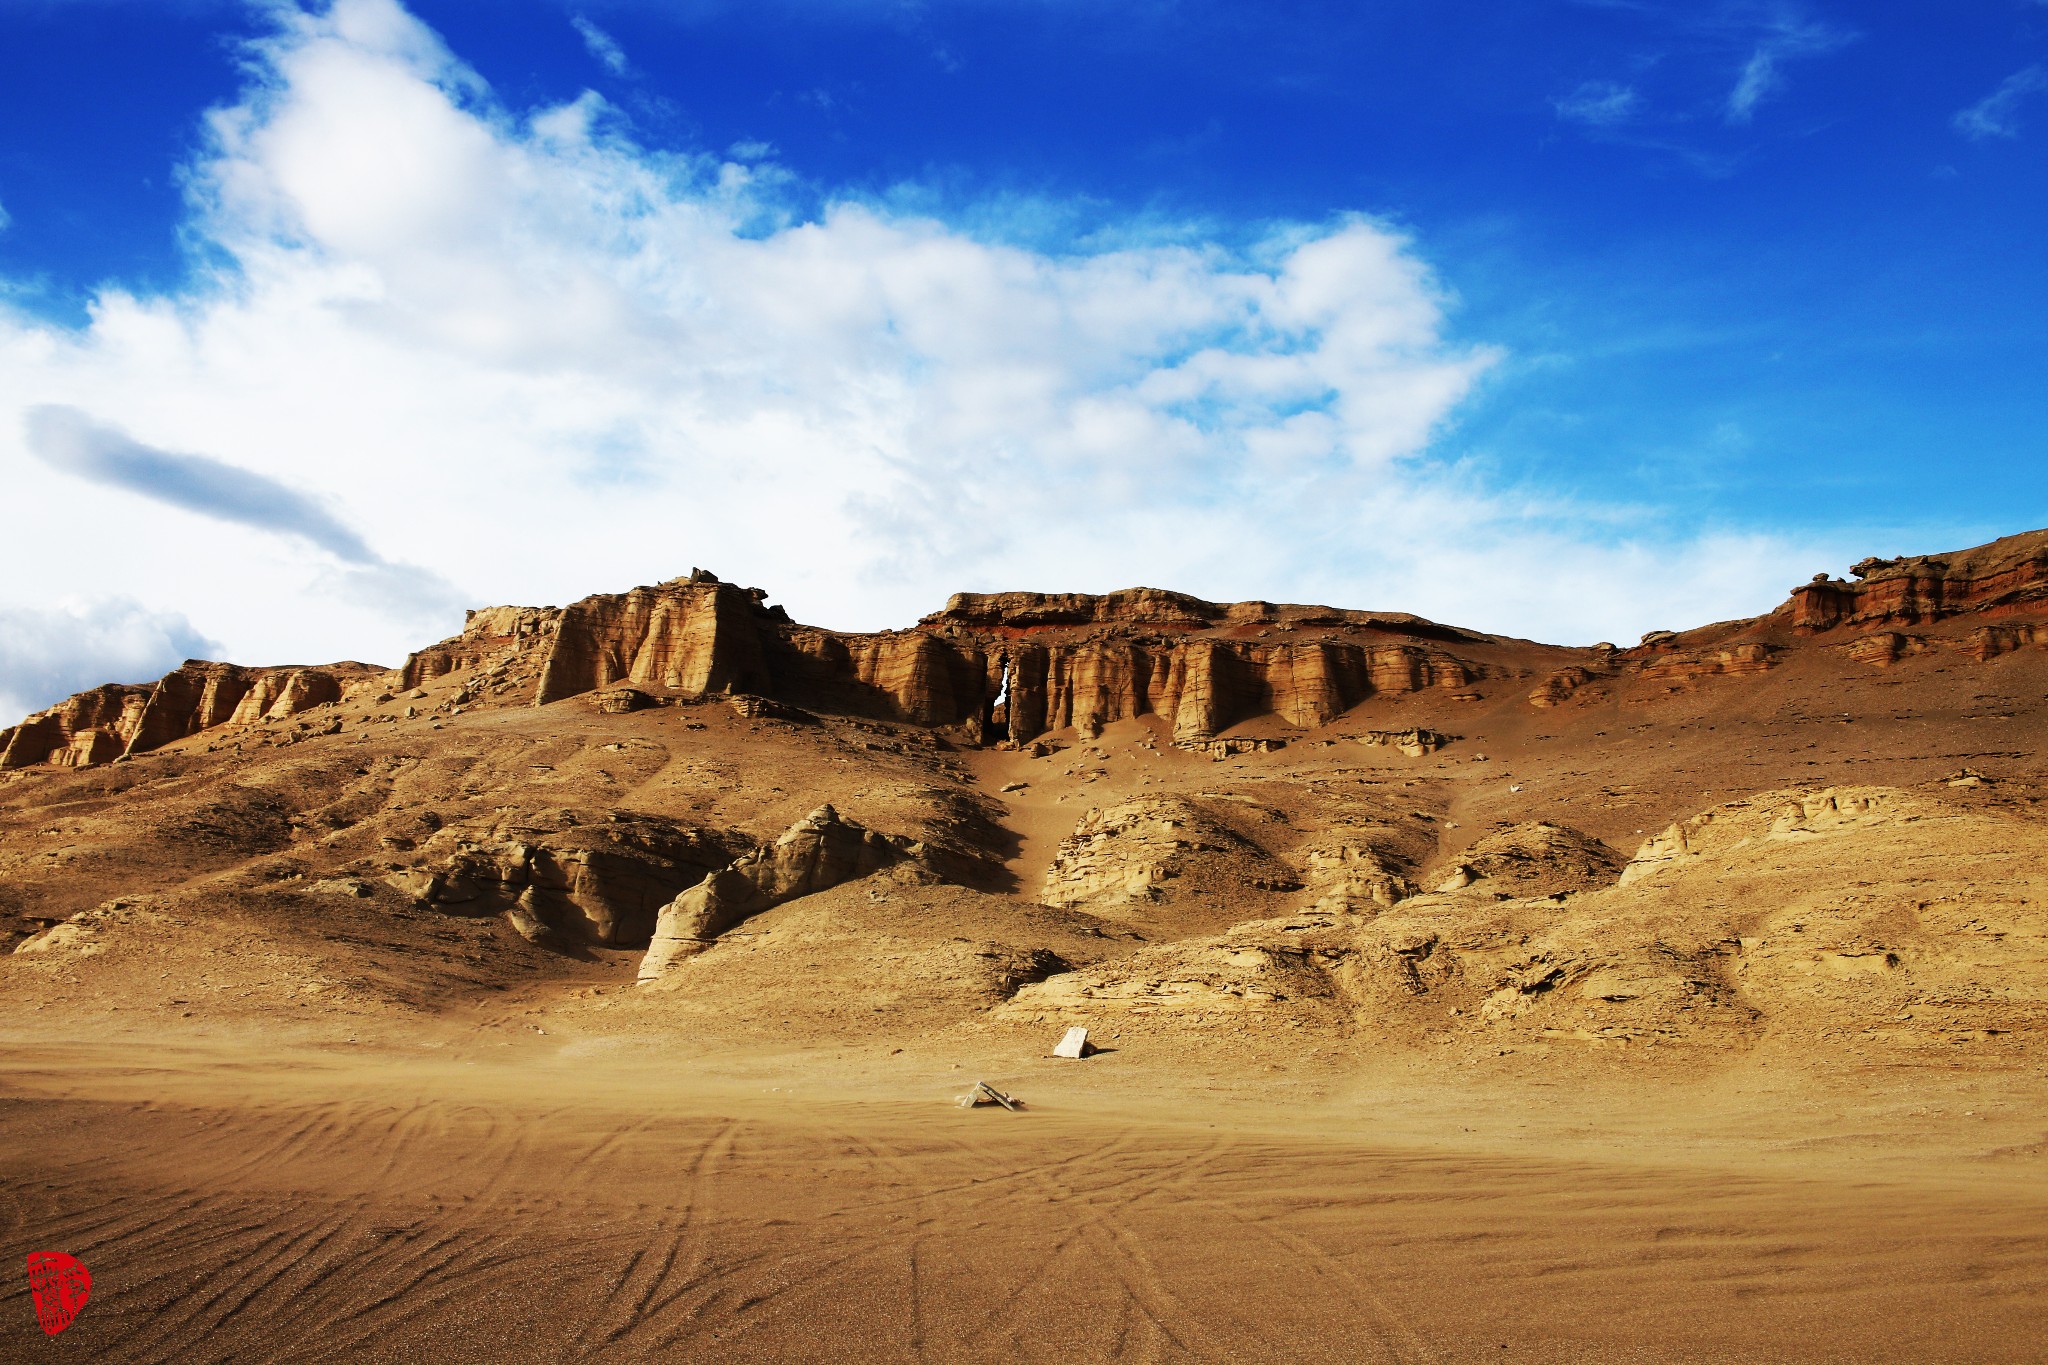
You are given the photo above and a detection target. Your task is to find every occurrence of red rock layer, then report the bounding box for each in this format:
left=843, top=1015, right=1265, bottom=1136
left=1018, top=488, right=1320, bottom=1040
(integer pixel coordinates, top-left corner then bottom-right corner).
left=1780, top=529, right=2048, bottom=633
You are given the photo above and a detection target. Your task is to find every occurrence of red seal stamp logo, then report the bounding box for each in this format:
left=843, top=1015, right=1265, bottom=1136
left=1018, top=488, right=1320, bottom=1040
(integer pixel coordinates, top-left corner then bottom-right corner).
left=26, top=1252, right=91, bottom=1336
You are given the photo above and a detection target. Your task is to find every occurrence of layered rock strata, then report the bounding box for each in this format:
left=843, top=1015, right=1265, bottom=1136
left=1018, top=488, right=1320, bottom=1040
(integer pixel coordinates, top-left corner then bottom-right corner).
left=14, top=528, right=2048, bottom=773
left=401, top=605, right=561, bottom=689
left=0, top=661, right=380, bottom=771
left=1782, top=529, right=2048, bottom=632
left=526, top=576, right=1514, bottom=747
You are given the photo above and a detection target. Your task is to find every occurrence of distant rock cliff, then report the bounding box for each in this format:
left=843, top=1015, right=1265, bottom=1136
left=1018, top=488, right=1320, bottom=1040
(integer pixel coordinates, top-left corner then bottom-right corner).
left=1781, top=529, right=2048, bottom=633
left=0, top=660, right=382, bottom=771
left=9, top=529, right=2048, bottom=771
left=523, top=575, right=1532, bottom=747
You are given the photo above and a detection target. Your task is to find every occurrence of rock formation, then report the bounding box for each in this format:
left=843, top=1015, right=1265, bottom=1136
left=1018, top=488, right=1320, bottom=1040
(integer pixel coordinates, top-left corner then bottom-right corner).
left=388, top=808, right=748, bottom=947
left=401, top=605, right=560, bottom=690
left=526, top=577, right=1525, bottom=748
left=1781, top=529, right=2048, bottom=632
left=11, top=528, right=2048, bottom=773
left=1430, top=822, right=1625, bottom=899
left=638, top=805, right=916, bottom=981
left=0, top=660, right=379, bottom=770
left=1040, top=797, right=1282, bottom=911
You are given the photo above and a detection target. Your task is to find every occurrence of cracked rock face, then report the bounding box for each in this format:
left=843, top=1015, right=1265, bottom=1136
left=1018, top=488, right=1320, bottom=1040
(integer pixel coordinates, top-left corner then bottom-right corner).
left=0, top=661, right=382, bottom=771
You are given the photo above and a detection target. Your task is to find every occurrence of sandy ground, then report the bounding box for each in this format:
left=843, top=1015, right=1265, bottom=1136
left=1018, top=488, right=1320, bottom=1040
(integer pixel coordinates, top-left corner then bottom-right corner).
left=3, top=1022, right=2045, bottom=1363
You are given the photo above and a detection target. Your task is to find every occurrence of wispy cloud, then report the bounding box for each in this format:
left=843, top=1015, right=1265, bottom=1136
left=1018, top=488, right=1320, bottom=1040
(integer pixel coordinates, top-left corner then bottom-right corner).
left=1553, top=80, right=1641, bottom=128
left=1953, top=66, right=2047, bottom=141
left=571, top=14, right=631, bottom=77
left=18, top=406, right=472, bottom=650
left=24, top=406, right=380, bottom=563
left=1725, top=16, right=1850, bottom=125
left=1554, top=6, right=1855, bottom=165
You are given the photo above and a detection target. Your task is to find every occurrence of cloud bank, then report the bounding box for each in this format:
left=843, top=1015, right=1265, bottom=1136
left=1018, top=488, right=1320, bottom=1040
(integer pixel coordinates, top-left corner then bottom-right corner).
left=0, top=0, right=1840, bottom=707
left=0, top=601, right=222, bottom=724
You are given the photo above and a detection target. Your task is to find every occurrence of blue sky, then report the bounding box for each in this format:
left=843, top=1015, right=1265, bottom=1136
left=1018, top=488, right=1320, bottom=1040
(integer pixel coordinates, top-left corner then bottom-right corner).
left=0, top=0, right=2043, bottom=716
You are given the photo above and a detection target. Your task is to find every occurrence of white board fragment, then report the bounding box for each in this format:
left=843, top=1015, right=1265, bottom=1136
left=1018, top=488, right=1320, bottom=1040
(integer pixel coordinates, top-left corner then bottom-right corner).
left=1052, top=1027, right=1091, bottom=1059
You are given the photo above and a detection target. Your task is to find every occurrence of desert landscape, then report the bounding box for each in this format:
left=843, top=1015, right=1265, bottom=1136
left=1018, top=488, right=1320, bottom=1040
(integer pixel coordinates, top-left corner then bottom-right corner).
left=4, top=530, right=2048, bottom=1361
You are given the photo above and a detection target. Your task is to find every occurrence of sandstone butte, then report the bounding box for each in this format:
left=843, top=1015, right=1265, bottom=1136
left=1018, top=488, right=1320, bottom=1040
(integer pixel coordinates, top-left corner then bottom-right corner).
left=9, top=528, right=2045, bottom=774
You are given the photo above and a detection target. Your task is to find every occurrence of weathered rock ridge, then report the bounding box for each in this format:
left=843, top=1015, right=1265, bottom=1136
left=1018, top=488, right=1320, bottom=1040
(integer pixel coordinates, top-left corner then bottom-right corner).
left=1780, top=528, right=2048, bottom=633
left=0, top=660, right=383, bottom=771
left=11, top=529, right=2048, bottom=772
left=520, top=573, right=1535, bottom=748
left=382, top=808, right=748, bottom=949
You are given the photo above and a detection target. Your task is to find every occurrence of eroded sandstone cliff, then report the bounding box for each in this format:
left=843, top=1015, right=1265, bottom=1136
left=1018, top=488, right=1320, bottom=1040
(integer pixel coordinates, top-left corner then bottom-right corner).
left=12, top=529, right=2048, bottom=772
left=0, top=660, right=383, bottom=771
left=520, top=574, right=1538, bottom=748
left=1781, top=528, right=2048, bottom=632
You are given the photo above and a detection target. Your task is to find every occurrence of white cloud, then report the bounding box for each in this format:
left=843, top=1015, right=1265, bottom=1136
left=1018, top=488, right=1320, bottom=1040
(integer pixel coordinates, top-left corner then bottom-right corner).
left=1725, top=18, right=1848, bottom=125
left=0, top=0, right=1844, bottom=709
left=1554, top=80, right=1640, bottom=128
left=571, top=15, right=631, bottom=77
left=0, top=600, right=222, bottom=725
left=1953, top=66, right=2047, bottom=141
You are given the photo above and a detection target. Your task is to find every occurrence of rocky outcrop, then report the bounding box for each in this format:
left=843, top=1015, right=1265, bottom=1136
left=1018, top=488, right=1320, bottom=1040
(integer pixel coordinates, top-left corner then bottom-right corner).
left=535, top=574, right=776, bottom=705
left=525, top=575, right=1508, bottom=747
left=1041, top=797, right=1300, bottom=913
left=1964, top=622, right=2047, bottom=662
left=638, top=806, right=915, bottom=980
left=930, top=588, right=1470, bottom=638
left=19, top=529, right=2047, bottom=776
left=1528, top=665, right=1610, bottom=708
left=1430, top=821, right=1625, bottom=898
left=1619, top=787, right=1916, bottom=888
left=1631, top=642, right=1778, bottom=686
left=596, top=687, right=656, bottom=714
left=1177, top=736, right=1287, bottom=759
left=122, top=661, right=261, bottom=752
left=1296, top=831, right=1413, bottom=911
left=0, top=659, right=381, bottom=770
left=0, top=683, right=151, bottom=769
left=401, top=605, right=560, bottom=690
left=1354, top=728, right=1455, bottom=757
left=1782, top=530, right=2048, bottom=633
left=1843, top=632, right=1923, bottom=668
left=392, top=809, right=746, bottom=947
left=226, top=665, right=387, bottom=725
left=985, top=635, right=1479, bottom=745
